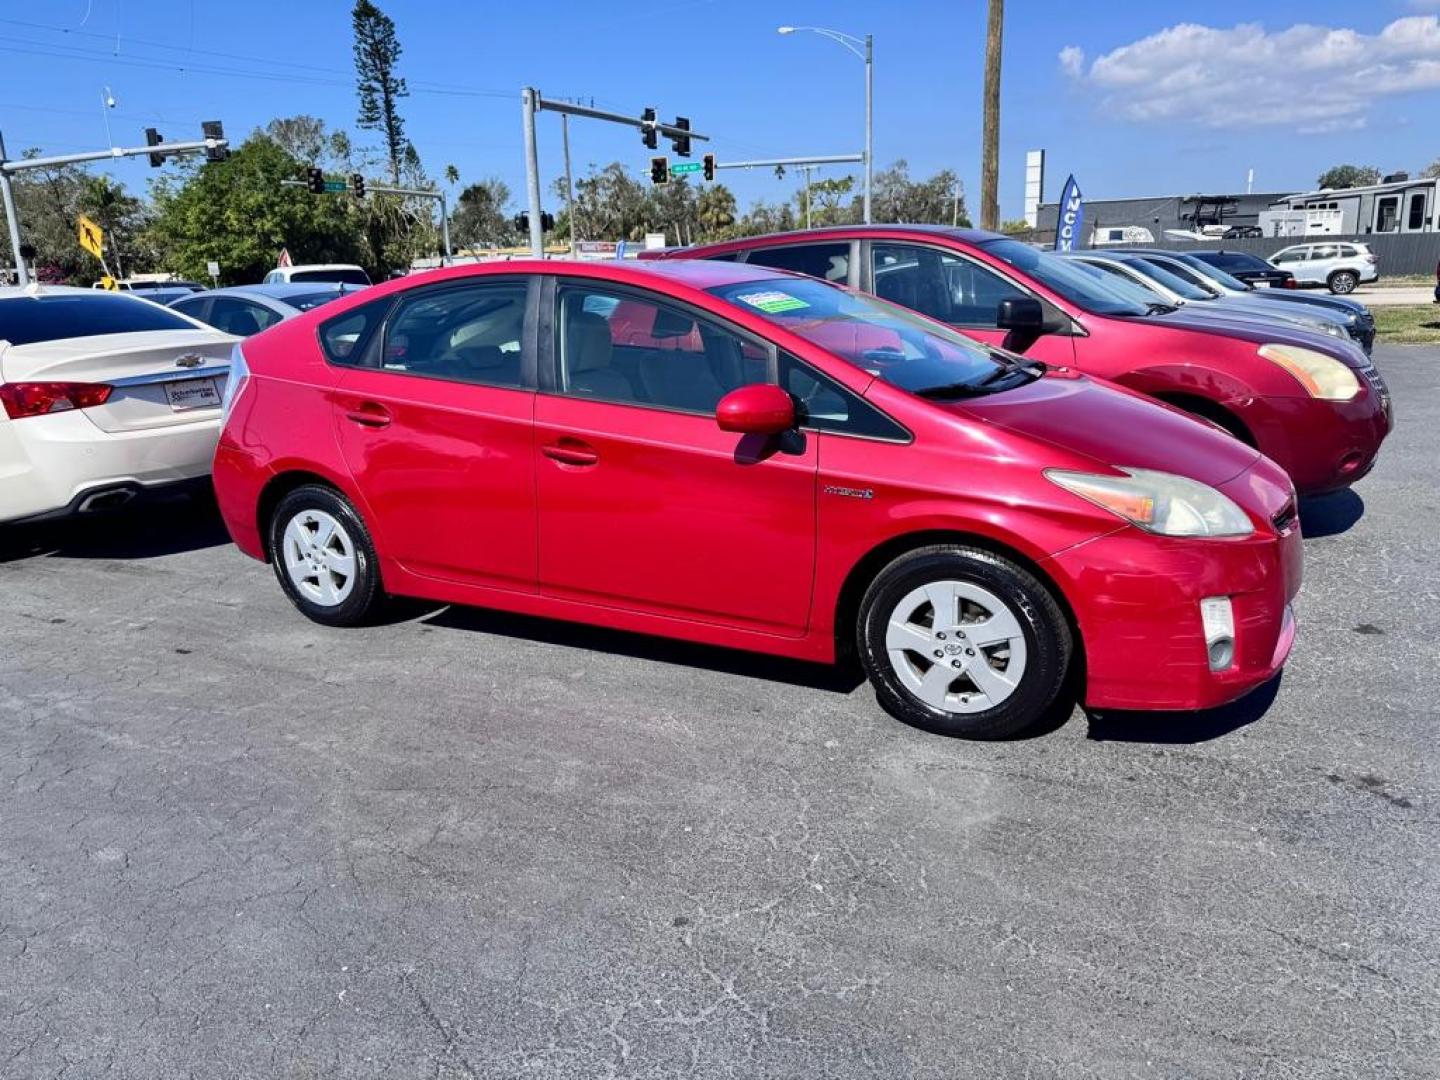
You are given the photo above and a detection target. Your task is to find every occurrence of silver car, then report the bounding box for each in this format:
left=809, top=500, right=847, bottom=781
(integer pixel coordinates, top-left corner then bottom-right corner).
left=168, top=283, right=366, bottom=336
left=1269, top=242, right=1379, bottom=294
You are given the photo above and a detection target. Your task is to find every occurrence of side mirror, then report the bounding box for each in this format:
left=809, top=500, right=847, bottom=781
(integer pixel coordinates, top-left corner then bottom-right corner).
left=996, top=296, right=1045, bottom=331
left=716, top=384, right=795, bottom=436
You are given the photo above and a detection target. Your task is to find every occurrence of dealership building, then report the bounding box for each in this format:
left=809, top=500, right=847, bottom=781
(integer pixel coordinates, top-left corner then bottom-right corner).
left=1034, top=191, right=1292, bottom=244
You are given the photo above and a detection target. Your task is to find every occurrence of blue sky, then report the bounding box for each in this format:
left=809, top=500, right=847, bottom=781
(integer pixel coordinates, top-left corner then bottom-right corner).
left=3, top=0, right=1440, bottom=222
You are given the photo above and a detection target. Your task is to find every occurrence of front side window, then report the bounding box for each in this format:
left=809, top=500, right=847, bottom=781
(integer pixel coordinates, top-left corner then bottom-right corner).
left=872, top=243, right=1029, bottom=327
left=380, top=283, right=527, bottom=387
left=0, top=292, right=197, bottom=347
left=741, top=243, right=851, bottom=284
left=556, top=285, right=767, bottom=413
left=208, top=298, right=282, bottom=337
left=709, top=275, right=1038, bottom=399
left=976, top=238, right=1149, bottom=316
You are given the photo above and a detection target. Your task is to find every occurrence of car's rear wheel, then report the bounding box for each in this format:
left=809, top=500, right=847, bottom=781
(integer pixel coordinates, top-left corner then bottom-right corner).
left=268, top=485, right=384, bottom=627
left=1328, top=270, right=1358, bottom=294
left=857, top=546, right=1072, bottom=739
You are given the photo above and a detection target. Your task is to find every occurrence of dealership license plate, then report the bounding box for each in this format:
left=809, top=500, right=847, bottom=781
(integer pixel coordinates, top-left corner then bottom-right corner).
left=163, top=377, right=221, bottom=411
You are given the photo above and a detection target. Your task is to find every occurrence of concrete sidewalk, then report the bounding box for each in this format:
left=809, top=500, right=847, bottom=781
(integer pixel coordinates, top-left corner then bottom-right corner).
left=1351, top=284, right=1435, bottom=306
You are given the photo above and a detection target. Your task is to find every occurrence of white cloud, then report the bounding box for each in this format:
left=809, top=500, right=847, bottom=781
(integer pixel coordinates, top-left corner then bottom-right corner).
left=1060, top=16, right=1440, bottom=131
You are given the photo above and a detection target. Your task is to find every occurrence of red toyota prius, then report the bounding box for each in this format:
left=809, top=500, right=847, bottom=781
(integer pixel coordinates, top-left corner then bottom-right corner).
left=212, top=259, right=1301, bottom=739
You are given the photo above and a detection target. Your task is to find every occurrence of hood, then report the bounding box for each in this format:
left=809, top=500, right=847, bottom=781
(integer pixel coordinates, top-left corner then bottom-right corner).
left=1144, top=307, right=1370, bottom=369
left=1204, top=295, right=1348, bottom=331
left=942, top=370, right=1260, bottom=488
left=1237, top=289, right=1369, bottom=320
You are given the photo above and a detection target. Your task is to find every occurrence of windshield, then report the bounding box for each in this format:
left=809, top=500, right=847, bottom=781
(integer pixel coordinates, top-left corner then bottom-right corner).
left=977, top=238, right=1148, bottom=316
left=1116, top=257, right=1216, bottom=301
left=0, top=292, right=198, bottom=347
left=708, top=276, right=1037, bottom=397
left=1171, top=254, right=1251, bottom=291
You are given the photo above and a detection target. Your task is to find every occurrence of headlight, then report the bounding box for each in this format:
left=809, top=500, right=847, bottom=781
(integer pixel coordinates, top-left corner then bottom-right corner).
left=1046, top=467, right=1254, bottom=538
left=1258, top=343, right=1360, bottom=400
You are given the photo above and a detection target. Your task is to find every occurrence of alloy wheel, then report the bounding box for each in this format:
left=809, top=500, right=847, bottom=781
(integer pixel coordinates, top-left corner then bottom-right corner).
left=281, top=509, right=357, bottom=607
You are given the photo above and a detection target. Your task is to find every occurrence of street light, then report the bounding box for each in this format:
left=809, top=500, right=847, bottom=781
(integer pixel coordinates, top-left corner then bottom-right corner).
left=778, top=25, right=873, bottom=224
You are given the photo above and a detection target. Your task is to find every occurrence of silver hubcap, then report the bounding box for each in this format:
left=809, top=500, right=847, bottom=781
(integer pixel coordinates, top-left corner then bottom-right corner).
left=281, top=509, right=357, bottom=607
left=885, top=580, right=1028, bottom=714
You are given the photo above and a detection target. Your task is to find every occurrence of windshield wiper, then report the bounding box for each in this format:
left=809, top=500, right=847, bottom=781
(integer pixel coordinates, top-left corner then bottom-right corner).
left=917, top=362, right=1042, bottom=399
left=1145, top=302, right=1178, bottom=315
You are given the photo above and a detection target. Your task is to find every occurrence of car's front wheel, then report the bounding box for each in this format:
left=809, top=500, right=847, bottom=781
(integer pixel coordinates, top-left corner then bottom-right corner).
left=1328, top=270, right=1359, bottom=294
left=857, top=546, right=1073, bottom=739
left=268, top=484, right=384, bottom=627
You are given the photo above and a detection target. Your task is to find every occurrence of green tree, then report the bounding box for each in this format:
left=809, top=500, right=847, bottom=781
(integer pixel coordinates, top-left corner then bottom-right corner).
left=871, top=160, right=965, bottom=224
left=9, top=157, right=150, bottom=284
left=1317, top=164, right=1381, bottom=190
left=798, top=175, right=857, bottom=227
left=572, top=162, right=652, bottom=241
left=352, top=0, right=410, bottom=183
left=451, top=178, right=516, bottom=248
left=695, top=185, right=738, bottom=241
left=147, top=131, right=368, bottom=284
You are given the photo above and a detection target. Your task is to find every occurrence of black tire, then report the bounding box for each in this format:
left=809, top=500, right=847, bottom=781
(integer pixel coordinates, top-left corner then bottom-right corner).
left=267, top=484, right=385, bottom=627
left=857, top=546, right=1072, bottom=739
left=1328, top=270, right=1358, bottom=295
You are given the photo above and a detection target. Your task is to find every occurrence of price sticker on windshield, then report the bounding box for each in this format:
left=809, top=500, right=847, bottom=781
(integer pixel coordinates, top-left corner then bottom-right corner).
left=735, top=290, right=810, bottom=314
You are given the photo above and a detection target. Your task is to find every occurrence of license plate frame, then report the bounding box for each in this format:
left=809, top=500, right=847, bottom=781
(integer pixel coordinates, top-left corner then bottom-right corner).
left=163, top=377, right=222, bottom=411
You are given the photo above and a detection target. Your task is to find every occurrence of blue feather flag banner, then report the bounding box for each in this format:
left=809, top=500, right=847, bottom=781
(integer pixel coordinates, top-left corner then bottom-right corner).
left=1054, top=175, right=1085, bottom=251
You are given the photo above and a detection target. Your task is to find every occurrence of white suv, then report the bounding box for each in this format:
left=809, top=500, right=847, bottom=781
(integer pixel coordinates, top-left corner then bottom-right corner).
left=261, top=264, right=371, bottom=286
left=1269, top=242, right=1378, bottom=295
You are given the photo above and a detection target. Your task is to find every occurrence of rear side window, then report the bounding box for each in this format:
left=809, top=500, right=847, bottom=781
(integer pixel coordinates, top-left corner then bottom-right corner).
left=319, top=297, right=392, bottom=365
left=0, top=293, right=196, bottom=347
left=742, top=243, right=851, bottom=283
left=291, top=268, right=371, bottom=286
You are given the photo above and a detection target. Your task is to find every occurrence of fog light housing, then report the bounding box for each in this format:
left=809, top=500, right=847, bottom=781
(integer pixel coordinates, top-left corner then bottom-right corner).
left=1201, top=596, right=1236, bottom=672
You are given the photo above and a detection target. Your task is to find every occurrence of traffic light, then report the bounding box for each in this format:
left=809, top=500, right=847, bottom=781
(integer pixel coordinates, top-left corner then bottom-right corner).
left=202, top=120, right=229, bottom=162
left=306, top=167, right=325, bottom=194
left=641, top=107, right=657, bottom=150
left=650, top=156, right=669, bottom=185
left=540, top=211, right=555, bottom=232
left=702, top=153, right=716, bottom=182
left=145, top=128, right=165, bottom=168
left=671, top=117, right=691, bottom=157
left=350, top=173, right=366, bottom=198
left=512, top=212, right=529, bottom=233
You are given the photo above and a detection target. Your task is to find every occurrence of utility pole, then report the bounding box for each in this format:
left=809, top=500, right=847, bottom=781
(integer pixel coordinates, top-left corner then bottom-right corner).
left=519, top=89, right=709, bottom=257
left=561, top=112, right=577, bottom=256
left=980, top=0, right=1004, bottom=231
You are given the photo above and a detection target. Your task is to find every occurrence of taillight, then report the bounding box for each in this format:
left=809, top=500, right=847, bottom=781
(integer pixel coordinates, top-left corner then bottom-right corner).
left=220, top=343, right=250, bottom=425
left=1283, top=278, right=1299, bottom=289
left=0, top=381, right=113, bottom=420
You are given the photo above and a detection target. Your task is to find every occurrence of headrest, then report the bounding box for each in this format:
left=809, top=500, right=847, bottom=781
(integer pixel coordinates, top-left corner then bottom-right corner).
left=566, top=312, right=613, bottom=374
left=652, top=307, right=695, bottom=339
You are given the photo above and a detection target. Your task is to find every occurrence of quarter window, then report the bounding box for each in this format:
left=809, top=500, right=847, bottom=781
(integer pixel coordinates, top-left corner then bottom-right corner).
left=380, top=283, right=527, bottom=387
left=555, top=285, right=767, bottom=413
left=780, top=353, right=906, bottom=440
left=319, top=297, right=392, bottom=366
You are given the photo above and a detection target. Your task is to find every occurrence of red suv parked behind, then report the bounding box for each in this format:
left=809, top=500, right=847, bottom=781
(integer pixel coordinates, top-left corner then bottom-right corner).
left=213, top=259, right=1301, bottom=739
left=652, top=227, right=1391, bottom=495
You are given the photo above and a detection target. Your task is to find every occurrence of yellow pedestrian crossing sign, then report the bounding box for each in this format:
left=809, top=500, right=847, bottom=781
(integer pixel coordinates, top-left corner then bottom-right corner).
left=77, top=215, right=104, bottom=260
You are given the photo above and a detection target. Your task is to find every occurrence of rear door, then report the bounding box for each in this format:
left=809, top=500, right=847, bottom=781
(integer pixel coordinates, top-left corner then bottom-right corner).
left=328, top=277, right=539, bottom=590
left=533, top=277, right=818, bottom=636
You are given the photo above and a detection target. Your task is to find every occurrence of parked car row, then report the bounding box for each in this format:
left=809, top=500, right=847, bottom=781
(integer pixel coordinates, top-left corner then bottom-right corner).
left=0, top=229, right=1394, bottom=743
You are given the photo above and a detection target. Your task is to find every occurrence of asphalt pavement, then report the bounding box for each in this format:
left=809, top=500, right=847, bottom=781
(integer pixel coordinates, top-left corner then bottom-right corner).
left=1350, top=284, right=1434, bottom=306
left=2, top=347, right=1437, bottom=1079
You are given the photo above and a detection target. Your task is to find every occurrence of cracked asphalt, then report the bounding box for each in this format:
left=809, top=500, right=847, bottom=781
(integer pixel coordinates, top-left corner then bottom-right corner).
left=2, top=346, right=1437, bottom=1079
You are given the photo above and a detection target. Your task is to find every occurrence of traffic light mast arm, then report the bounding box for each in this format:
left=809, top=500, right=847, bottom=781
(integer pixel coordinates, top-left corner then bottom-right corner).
left=1, top=135, right=229, bottom=174
left=531, top=95, right=709, bottom=145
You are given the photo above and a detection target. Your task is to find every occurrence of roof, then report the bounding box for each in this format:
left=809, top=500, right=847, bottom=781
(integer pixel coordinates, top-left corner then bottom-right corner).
left=1282, top=176, right=1440, bottom=201
left=186, top=283, right=367, bottom=301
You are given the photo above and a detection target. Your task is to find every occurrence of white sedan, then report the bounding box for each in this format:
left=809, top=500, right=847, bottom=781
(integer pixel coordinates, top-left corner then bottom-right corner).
left=0, top=286, right=236, bottom=525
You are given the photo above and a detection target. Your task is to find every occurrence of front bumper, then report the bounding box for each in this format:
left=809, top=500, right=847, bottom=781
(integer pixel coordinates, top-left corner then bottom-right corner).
left=1051, top=464, right=1302, bottom=712
left=0, top=409, right=220, bottom=525
left=1243, top=376, right=1391, bottom=496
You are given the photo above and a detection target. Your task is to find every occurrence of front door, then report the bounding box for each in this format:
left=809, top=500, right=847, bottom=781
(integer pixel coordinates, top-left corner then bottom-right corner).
left=534, top=280, right=818, bottom=637
left=330, top=279, right=538, bottom=590
left=867, top=241, right=1077, bottom=364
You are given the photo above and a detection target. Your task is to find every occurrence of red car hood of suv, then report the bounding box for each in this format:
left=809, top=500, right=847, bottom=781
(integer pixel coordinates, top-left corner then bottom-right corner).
left=935, top=369, right=1262, bottom=488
